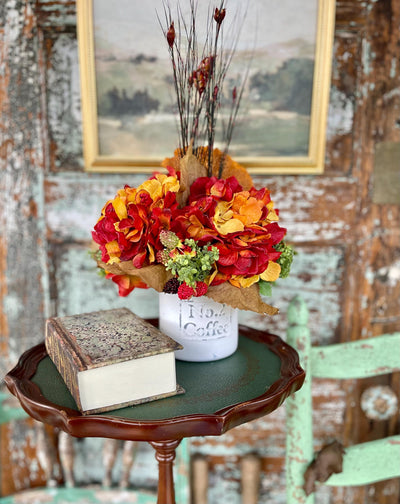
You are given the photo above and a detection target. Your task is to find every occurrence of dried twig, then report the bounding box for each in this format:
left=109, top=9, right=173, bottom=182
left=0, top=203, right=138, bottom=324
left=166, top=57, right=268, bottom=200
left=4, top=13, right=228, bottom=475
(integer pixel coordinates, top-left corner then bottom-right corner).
left=160, top=0, right=246, bottom=175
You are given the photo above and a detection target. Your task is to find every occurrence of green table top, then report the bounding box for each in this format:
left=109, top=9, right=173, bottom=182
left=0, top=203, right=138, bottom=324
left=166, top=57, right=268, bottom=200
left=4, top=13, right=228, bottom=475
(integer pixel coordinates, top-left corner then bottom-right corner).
left=6, top=327, right=304, bottom=440
left=32, top=335, right=281, bottom=421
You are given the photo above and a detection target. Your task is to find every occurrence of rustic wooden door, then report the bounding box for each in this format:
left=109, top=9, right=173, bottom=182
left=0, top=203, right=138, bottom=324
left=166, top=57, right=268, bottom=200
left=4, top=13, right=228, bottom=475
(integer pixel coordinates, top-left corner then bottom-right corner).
left=1, top=0, right=399, bottom=502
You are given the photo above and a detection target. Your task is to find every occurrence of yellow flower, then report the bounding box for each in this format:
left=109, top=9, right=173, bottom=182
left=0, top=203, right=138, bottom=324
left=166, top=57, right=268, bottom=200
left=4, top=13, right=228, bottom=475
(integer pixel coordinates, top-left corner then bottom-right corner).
left=112, top=196, right=128, bottom=220
left=213, top=200, right=244, bottom=235
left=230, top=275, right=260, bottom=288
left=105, top=241, right=121, bottom=264
left=139, top=174, right=180, bottom=201
left=260, top=261, right=281, bottom=282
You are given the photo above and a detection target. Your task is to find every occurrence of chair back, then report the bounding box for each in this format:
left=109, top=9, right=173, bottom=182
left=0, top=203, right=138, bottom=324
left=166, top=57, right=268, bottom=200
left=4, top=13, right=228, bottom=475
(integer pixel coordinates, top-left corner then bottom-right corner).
left=285, top=295, right=400, bottom=504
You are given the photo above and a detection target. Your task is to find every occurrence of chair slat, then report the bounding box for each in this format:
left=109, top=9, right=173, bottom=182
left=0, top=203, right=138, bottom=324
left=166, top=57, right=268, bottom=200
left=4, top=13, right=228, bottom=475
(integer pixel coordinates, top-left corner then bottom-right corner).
left=310, top=333, right=400, bottom=379
left=0, top=487, right=158, bottom=503
left=285, top=296, right=400, bottom=503
left=325, top=435, right=400, bottom=486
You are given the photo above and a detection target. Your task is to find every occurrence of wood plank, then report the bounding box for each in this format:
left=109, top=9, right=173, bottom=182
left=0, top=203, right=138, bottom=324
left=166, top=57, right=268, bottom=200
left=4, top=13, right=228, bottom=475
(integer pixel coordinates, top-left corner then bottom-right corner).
left=311, top=333, right=400, bottom=378
left=52, top=243, right=159, bottom=319
left=36, top=0, right=76, bottom=28
left=335, top=1, right=367, bottom=30
left=239, top=245, right=345, bottom=344
left=0, top=1, right=52, bottom=494
left=325, top=33, right=359, bottom=175
left=369, top=226, right=400, bottom=324
left=0, top=419, right=51, bottom=495
left=286, top=306, right=313, bottom=504
left=1, top=0, right=400, bottom=502
left=339, top=10, right=400, bottom=503
left=0, top=0, right=49, bottom=367
left=44, top=33, right=83, bottom=171
left=326, top=436, right=400, bottom=487
left=251, top=177, right=358, bottom=244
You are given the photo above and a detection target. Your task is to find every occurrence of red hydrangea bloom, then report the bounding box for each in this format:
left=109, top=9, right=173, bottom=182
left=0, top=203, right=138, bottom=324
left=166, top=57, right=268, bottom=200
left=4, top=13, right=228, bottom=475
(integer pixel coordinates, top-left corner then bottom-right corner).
left=174, top=176, right=286, bottom=286
left=92, top=174, right=180, bottom=268
left=93, top=169, right=288, bottom=297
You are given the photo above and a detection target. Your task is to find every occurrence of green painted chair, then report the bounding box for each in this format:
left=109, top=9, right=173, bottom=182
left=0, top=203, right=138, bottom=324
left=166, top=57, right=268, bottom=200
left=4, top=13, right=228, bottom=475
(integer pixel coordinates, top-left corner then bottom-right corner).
left=0, top=388, right=190, bottom=504
left=285, top=295, right=400, bottom=503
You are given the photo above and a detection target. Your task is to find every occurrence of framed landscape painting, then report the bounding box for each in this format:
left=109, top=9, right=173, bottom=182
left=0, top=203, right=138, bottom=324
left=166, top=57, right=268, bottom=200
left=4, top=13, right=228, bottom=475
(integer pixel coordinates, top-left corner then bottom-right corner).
left=77, top=0, right=335, bottom=173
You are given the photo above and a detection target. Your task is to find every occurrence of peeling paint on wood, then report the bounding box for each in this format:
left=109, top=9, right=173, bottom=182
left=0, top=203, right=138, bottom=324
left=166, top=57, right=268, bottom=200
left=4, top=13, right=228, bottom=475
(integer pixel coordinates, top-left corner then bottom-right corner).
left=45, top=33, right=83, bottom=170
left=44, top=173, right=148, bottom=241
left=326, top=86, right=355, bottom=139
left=36, top=0, right=76, bottom=29
left=0, top=419, right=50, bottom=495
left=1, top=0, right=400, bottom=502
left=53, top=243, right=159, bottom=319
left=0, top=0, right=49, bottom=376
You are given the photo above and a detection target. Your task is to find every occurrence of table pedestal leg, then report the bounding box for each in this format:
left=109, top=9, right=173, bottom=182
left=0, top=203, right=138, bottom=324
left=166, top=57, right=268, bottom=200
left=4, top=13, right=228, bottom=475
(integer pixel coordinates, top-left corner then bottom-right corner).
left=150, top=439, right=181, bottom=504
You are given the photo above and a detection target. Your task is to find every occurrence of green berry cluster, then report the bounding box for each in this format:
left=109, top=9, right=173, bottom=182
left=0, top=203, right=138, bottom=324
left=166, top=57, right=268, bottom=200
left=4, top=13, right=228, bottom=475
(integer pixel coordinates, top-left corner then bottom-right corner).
left=159, top=229, right=181, bottom=249
left=275, top=241, right=295, bottom=279
left=159, top=232, right=219, bottom=288
left=258, top=241, right=295, bottom=297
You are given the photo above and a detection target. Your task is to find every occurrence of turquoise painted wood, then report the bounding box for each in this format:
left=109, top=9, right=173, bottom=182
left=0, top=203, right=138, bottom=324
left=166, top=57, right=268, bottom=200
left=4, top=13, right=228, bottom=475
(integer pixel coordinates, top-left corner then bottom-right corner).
left=286, top=296, right=314, bottom=504
left=311, top=335, right=400, bottom=379
left=0, top=487, right=157, bottom=503
left=0, top=391, right=28, bottom=424
left=326, top=436, right=400, bottom=486
left=285, top=295, right=400, bottom=504
left=174, top=438, right=191, bottom=504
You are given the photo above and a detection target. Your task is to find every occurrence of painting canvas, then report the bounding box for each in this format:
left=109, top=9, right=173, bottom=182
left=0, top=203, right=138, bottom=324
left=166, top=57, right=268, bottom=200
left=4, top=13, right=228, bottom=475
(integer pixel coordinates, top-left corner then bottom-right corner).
left=78, top=0, right=335, bottom=173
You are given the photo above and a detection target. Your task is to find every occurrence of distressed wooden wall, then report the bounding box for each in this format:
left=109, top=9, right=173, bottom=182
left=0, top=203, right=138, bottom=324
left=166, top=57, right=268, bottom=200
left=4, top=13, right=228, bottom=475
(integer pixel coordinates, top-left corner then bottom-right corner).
left=1, top=0, right=399, bottom=502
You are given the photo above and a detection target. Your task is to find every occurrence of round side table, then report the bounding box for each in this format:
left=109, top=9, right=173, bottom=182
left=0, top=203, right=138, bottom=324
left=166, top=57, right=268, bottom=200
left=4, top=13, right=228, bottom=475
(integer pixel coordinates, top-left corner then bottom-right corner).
left=5, top=324, right=305, bottom=504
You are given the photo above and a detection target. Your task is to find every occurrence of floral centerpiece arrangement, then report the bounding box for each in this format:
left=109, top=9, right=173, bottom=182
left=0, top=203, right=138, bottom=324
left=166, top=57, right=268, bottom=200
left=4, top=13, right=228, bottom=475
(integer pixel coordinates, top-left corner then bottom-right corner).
left=92, top=1, right=294, bottom=319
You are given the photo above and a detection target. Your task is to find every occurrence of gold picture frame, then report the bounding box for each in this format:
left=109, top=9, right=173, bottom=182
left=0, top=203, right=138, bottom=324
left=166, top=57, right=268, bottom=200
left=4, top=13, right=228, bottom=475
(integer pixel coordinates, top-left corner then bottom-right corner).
left=77, top=0, right=335, bottom=174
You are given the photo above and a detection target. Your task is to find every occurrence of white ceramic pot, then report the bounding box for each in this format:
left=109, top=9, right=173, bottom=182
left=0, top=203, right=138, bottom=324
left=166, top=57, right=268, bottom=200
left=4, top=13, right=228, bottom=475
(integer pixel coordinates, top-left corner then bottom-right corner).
left=159, top=293, right=238, bottom=362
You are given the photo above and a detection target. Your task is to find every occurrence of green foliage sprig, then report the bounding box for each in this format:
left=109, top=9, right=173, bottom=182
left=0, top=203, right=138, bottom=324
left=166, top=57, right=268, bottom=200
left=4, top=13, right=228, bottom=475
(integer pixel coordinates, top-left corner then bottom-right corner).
left=259, top=242, right=295, bottom=297
left=158, top=231, right=219, bottom=288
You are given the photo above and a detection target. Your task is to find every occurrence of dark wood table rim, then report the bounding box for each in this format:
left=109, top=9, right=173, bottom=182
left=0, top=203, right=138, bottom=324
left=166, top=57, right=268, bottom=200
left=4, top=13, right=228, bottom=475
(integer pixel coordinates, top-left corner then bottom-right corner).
left=4, top=324, right=305, bottom=442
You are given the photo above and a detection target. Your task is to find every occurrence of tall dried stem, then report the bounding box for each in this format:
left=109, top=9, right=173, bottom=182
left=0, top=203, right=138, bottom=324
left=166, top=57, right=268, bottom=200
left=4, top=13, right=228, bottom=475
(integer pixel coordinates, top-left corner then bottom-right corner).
left=160, top=0, right=246, bottom=175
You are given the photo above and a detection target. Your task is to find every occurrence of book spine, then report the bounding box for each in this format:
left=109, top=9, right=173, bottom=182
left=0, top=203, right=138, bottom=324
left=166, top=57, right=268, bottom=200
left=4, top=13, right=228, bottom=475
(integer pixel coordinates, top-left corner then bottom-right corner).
left=45, top=320, right=83, bottom=411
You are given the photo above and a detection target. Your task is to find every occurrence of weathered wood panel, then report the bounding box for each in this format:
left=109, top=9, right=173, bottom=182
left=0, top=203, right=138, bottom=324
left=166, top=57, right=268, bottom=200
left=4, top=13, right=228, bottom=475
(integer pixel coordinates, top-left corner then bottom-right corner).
left=333, top=2, right=400, bottom=504
left=0, top=418, right=57, bottom=495
left=45, top=33, right=83, bottom=171
left=0, top=1, right=53, bottom=492
left=52, top=243, right=159, bottom=318
left=36, top=0, right=76, bottom=29
left=0, top=0, right=49, bottom=374
left=1, top=0, right=399, bottom=502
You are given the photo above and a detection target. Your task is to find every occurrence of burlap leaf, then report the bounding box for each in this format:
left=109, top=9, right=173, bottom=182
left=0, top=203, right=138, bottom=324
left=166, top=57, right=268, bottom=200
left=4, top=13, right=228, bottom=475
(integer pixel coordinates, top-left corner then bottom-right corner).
left=177, top=146, right=207, bottom=207
left=98, top=261, right=172, bottom=293
left=98, top=260, right=278, bottom=315
left=206, top=282, right=279, bottom=316
left=211, top=153, right=253, bottom=191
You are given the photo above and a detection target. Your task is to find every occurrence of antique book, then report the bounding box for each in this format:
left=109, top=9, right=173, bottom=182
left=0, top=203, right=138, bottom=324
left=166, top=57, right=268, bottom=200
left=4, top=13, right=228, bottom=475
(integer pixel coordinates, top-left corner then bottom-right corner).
left=45, top=308, right=184, bottom=415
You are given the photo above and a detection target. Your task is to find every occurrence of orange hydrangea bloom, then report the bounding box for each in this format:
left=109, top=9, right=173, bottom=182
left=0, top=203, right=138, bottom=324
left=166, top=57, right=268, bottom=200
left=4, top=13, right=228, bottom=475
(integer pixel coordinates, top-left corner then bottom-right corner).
left=92, top=173, right=180, bottom=268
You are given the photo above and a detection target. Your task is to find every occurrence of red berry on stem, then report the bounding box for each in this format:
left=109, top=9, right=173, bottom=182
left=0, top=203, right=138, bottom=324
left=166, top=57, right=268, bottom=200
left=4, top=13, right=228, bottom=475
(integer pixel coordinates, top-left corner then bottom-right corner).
left=167, top=22, right=175, bottom=48
left=178, top=282, right=195, bottom=300
left=195, top=281, right=208, bottom=297
left=214, top=8, right=226, bottom=25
